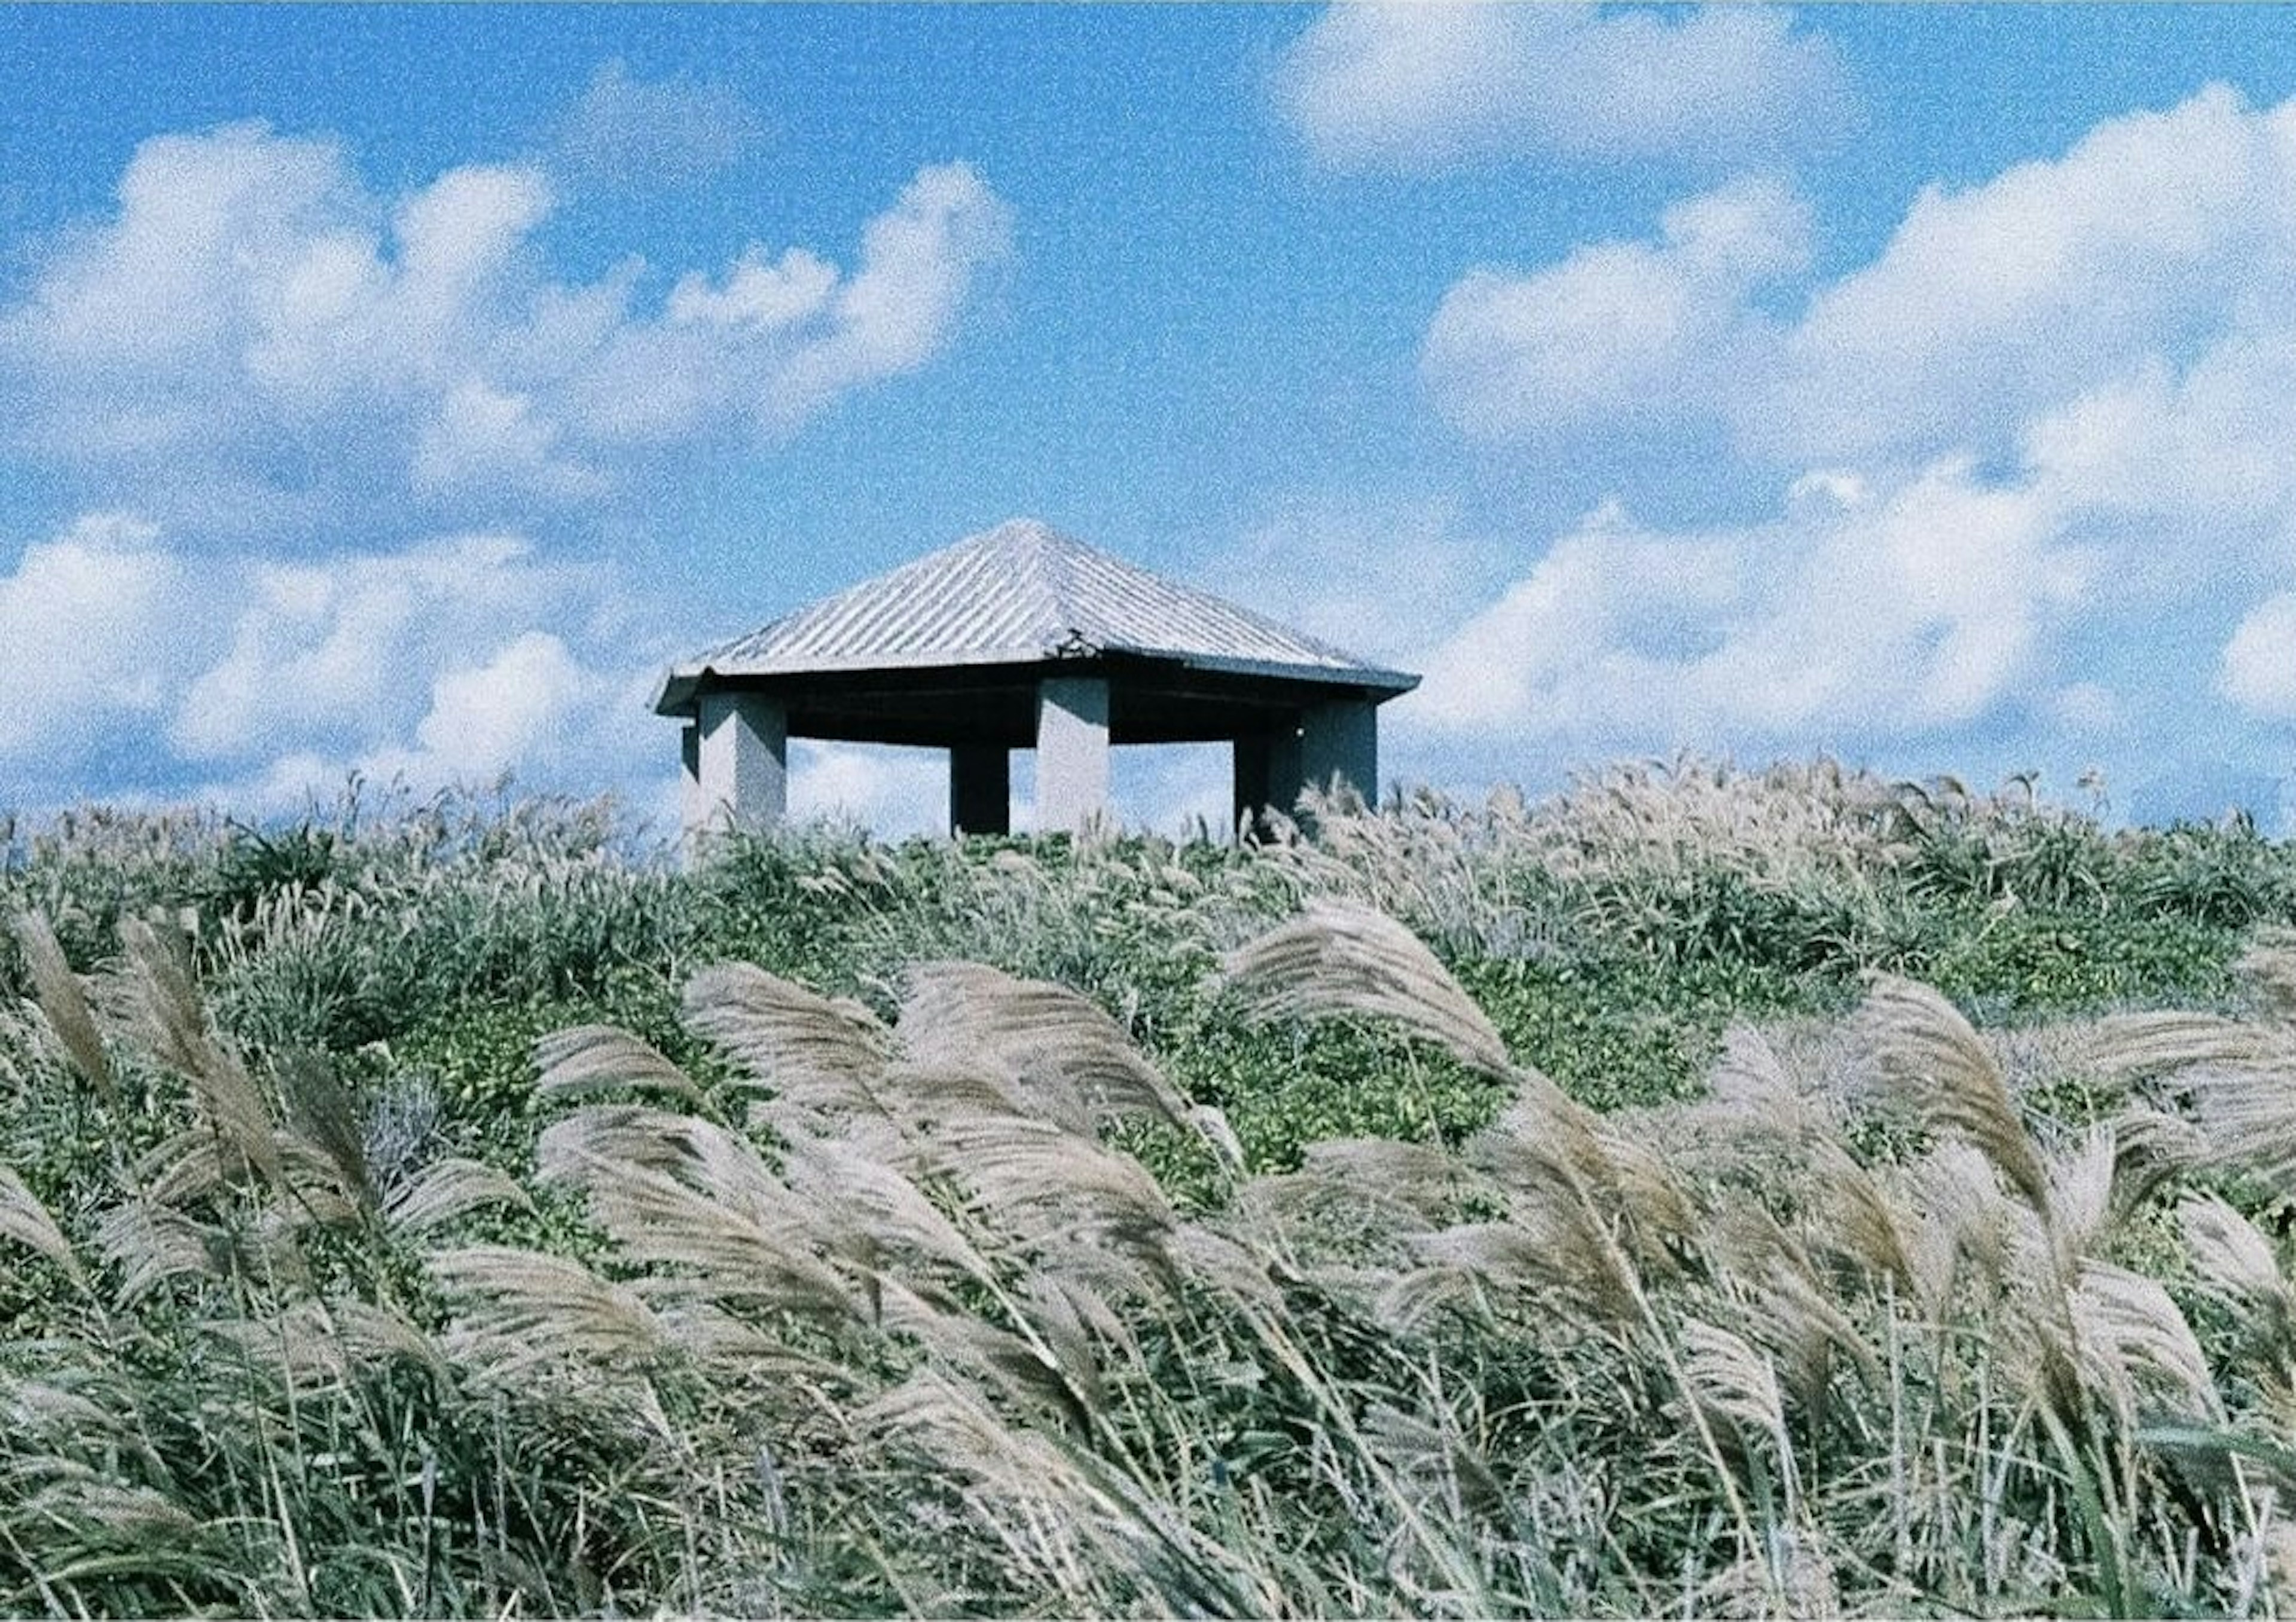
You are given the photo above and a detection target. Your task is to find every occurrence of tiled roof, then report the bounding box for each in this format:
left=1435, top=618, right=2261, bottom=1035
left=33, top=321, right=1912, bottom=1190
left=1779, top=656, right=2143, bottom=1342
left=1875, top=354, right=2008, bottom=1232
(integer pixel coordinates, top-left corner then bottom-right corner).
left=655, top=518, right=1417, bottom=713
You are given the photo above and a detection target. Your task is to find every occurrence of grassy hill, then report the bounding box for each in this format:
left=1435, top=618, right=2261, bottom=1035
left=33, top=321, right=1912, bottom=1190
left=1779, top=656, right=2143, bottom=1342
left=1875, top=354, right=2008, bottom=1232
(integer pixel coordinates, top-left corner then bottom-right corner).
left=2, top=759, right=2293, bottom=1615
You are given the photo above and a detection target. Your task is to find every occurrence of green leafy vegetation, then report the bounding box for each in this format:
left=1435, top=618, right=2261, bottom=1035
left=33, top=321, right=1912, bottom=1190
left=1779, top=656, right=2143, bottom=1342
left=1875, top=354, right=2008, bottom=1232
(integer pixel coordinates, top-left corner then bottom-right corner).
left=4, top=758, right=2296, bottom=1614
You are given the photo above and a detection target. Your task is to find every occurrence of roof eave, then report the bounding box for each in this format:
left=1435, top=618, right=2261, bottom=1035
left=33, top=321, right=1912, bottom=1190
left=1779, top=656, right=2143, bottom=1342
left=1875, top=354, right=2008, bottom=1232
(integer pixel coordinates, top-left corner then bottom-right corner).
left=652, top=645, right=1418, bottom=716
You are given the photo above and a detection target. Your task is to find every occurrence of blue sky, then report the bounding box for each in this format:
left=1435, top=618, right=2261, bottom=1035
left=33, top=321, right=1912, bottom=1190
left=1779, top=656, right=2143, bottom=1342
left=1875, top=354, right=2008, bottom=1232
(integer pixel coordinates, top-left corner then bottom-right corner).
left=8, top=5, right=2296, bottom=835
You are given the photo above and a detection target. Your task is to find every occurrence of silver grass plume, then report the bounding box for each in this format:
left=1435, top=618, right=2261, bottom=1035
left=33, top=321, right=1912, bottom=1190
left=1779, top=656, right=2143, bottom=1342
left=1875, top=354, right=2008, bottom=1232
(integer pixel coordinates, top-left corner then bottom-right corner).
left=1857, top=976, right=2051, bottom=1222
left=0, top=1160, right=87, bottom=1290
left=2069, top=1261, right=2224, bottom=1428
left=680, top=960, right=895, bottom=1122
left=533, top=1024, right=706, bottom=1108
left=2178, top=1194, right=2296, bottom=1343
left=536, top=1108, right=855, bottom=1325
left=10, top=912, right=117, bottom=1107
left=429, top=1244, right=668, bottom=1385
left=117, top=917, right=280, bottom=1181
left=899, top=961, right=1192, bottom=1132
left=1217, top=898, right=1513, bottom=1079
left=383, top=1154, right=537, bottom=1236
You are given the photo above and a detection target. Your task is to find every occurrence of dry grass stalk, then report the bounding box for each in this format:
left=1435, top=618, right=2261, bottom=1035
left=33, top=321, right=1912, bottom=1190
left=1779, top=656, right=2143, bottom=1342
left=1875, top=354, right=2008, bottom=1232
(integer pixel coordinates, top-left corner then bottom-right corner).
left=1858, top=976, right=2052, bottom=1221
left=533, top=1025, right=706, bottom=1107
left=429, top=1244, right=669, bottom=1383
left=680, top=961, right=894, bottom=1119
left=900, top=962, right=1191, bottom=1132
left=1218, top=899, right=1514, bottom=1079
left=0, top=1161, right=87, bottom=1289
left=10, top=912, right=117, bottom=1107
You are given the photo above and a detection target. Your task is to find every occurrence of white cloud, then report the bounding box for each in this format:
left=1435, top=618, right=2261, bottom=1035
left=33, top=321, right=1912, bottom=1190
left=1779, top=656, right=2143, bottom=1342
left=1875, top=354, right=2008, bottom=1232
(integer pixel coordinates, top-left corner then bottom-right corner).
left=1424, top=174, right=1809, bottom=440
left=555, top=60, right=765, bottom=190
left=788, top=741, right=948, bottom=836
left=0, top=513, right=676, bottom=815
left=1201, top=496, right=1507, bottom=668
left=1413, top=461, right=2087, bottom=749
left=1408, top=84, right=2296, bottom=801
left=2221, top=592, right=2296, bottom=719
left=0, top=514, right=193, bottom=757
left=2, top=124, right=1012, bottom=530
left=1276, top=4, right=1853, bottom=170
left=1771, top=84, right=2296, bottom=468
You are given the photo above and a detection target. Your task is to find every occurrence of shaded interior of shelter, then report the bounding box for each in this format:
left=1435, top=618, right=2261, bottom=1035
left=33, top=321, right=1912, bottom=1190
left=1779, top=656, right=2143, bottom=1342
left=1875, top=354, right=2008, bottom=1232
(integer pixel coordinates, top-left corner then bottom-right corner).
left=745, top=656, right=1362, bottom=749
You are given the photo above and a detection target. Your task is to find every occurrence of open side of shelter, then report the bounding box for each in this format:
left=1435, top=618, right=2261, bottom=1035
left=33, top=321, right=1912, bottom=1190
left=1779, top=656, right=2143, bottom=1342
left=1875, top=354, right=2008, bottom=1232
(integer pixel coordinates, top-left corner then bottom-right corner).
left=653, top=518, right=1419, bottom=839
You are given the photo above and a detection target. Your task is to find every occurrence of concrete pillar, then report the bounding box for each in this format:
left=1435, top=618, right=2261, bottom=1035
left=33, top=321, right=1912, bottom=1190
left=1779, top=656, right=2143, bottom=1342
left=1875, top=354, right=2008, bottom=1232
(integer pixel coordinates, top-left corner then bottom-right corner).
left=949, top=744, right=1011, bottom=836
left=1036, top=676, right=1110, bottom=836
left=680, top=720, right=702, bottom=833
left=1232, top=718, right=1304, bottom=840
left=1299, top=699, right=1378, bottom=810
left=691, top=691, right=787, bottom=835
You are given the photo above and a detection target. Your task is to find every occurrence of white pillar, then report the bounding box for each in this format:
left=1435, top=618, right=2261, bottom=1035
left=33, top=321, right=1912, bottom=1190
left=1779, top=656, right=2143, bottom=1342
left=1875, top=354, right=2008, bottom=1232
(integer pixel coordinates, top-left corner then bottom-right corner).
left=691, top=691, right=787, bottom=835
left=1299, top=699, right=1378, bottom=811
left=1036, top=676, right=1110, bottom=836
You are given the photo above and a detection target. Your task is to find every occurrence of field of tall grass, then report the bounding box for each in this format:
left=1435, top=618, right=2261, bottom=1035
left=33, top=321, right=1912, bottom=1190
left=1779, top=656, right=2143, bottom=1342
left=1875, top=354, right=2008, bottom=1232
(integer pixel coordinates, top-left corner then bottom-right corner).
left=4, top=758, right=2296, bottom=1615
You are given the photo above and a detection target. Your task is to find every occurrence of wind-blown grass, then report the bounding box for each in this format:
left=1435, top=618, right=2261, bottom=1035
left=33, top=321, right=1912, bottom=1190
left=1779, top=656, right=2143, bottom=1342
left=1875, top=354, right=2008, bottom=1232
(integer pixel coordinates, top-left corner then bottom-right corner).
left=3, top=761, right=2296, bottom=1614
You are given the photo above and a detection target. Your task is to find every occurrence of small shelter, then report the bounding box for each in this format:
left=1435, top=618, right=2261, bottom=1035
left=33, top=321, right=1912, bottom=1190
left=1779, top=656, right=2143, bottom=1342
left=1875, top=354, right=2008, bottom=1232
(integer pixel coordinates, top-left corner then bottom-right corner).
left=654, top=518, right=1419, bottom=838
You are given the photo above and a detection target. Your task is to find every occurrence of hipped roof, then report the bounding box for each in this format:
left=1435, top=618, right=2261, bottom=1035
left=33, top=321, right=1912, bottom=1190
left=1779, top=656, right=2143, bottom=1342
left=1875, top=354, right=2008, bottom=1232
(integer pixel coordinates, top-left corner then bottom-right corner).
left=654, top=518, right=1418, bottom=716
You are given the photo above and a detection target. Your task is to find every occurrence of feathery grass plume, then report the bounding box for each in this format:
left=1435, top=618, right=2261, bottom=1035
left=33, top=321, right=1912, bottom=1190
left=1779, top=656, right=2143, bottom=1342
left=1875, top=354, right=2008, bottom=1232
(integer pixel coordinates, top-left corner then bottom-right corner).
left=2071, top=1261, right=2224, bottom=1426
left=1165, top=1221, right=1287, bottom=1314
left=274, top=1048, right=374, bottom=1209
left=533, top=1024, right=706, bottom=1107
left=1805, top=1137, right=1919, bottom=1291
left=429, top=1244, right=669, bottom=1384
left=2088, top=1009, right=2295, bottom=1083
left=863, top=1370, right=1260, bottom=1617
left=1217, top=898, right=1515, bottom=1079
left=680, top=960, right=894, bottom=1114
left=1857, top=975, right=2053, bottom=1221
left=92, top=1200, right=225, bottom=1302
left=117, top=917, right=279, bottom=1180
left=1294, top=1137, right=1491, bottom=1233
left=874, top=1275, right=1100, bottom=1432
left=1409, top=1217, right=1642, bottom=1330
left=1679, top=1318, right=1793, bottom=1469
left=900, top=961, right=1192, bottom=1133
left=1463, top=1091, right=1693, bottom=1275
left=2094, top=1004, right=2296, bottom=1181
left=206, top=1297, right=445, bottom=1392
left=779, top=1131, right=998, bottom=1289
left=1896, top=1140, right=2022, bottom=1312
left=540, top=1111, right=856, bottom=1325
left=2044, top=1122, right=2121, bottom=1264
left=2234, top=931, right=2296, bottom=1021
left=382, top=1154, right=536, bottom=1236
left=1709, top=1206, right=1880, bottom=1409
left=1361, top=1402, right=1509, bottom=1528
left=2178, top=1195, right=2296, bottom=1334
left=0, top=1162, right=86, bottom=1290
left=535, top=1101, right=726, bottom=1181
left=909, top=1107, right=1178, bottom=1272
left=10, top=911, right=116, bottom=1107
